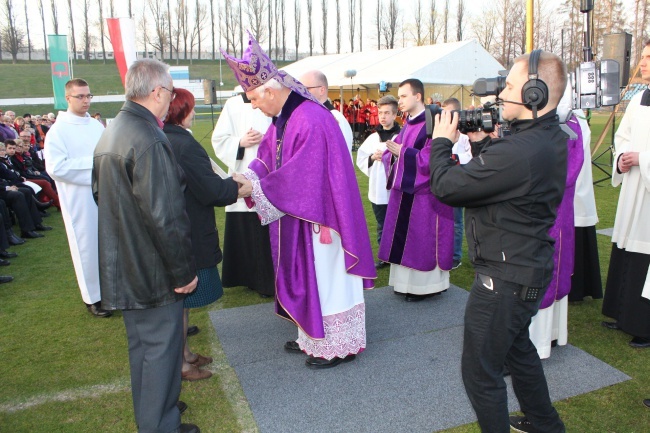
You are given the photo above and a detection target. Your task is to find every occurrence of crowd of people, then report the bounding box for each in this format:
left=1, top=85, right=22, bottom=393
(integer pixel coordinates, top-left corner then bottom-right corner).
left=0, top=111, right=59, bottom=283
left=12, top=35, right=649, bottom=432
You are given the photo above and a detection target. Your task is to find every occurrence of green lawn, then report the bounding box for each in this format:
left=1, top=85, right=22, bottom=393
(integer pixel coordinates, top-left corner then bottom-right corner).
left=0, top=90, right=648, bottom=432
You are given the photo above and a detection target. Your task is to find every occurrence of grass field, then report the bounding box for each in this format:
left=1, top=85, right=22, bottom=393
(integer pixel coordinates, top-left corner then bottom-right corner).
left=0, top=61, right=648, bottom=432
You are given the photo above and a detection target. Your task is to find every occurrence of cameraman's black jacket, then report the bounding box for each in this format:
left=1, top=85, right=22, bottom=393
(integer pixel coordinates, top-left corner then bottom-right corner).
left=429, top=110, right=567, bottom=288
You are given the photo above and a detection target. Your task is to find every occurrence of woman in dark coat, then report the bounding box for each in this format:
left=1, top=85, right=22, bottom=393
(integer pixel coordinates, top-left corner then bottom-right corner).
left=164, top=88, right=239, bottom=381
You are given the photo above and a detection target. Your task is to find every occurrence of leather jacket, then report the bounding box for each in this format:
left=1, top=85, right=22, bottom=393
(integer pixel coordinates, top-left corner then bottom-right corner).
left=92, top=100, right=196, bottom=310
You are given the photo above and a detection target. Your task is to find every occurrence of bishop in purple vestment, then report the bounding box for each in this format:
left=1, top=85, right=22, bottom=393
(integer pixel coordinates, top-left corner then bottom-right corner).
left=223, top=34, right=376, bottom=369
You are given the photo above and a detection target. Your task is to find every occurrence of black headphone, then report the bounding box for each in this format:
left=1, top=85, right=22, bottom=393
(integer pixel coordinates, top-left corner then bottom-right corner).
left=521, top=49, right=548, bottom=117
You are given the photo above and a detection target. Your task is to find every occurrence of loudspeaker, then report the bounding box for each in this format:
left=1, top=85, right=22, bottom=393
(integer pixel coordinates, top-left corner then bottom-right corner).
left=521, top=49, right=548, bottom=116
left=203, top=79, right=217, bottom=104
left=602, top=32, right=632, bottom=88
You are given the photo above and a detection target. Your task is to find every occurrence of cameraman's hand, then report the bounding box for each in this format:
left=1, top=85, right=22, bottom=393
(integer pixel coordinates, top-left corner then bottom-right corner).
left=432, top=111, right=459, bottom=142
left=467, top=130, right=489, bottom=142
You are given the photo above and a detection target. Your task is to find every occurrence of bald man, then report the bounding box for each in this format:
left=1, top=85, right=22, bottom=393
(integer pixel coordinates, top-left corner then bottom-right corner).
left=300, top=70, right=353, bottom=154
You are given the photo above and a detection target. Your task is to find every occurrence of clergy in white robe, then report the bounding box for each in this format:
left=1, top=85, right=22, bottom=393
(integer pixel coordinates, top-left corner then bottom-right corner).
left=211, top=92, right=275, bottom=297
left=602, top=73, right=650, bottom=346
left=44, top=79, right=107, bottom=314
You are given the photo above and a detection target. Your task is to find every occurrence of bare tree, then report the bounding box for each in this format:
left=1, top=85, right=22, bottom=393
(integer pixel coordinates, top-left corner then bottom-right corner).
left=633, top=0, right=650, bottom=66
left=307, top=0, right=313, bottom=56
left=39, top=0, right=47, bottom=60
left=280, top=0, right=286, bottom=60
left=294, top=0, right=301, bottom=59
left=412, top=0, right=425, bottom=46
left=359, top=0, right=362, bottom=51
left=239, top=0, right=243, bottom=57
left=267, top=0, right=273, bottom=54
left=50, top=0, right=58, bottom=34
left=443, top=0, right=449, bottom=42
left=82, top=0, right=91, bottom=62
left=2, top=0, right=25, bottom=63
left=167, top=0, right=172, bottom=60
left=375, top=0, right=381, bottom=50
left=138, top=12, right=149, bottom=57
left=335, top=0, right=341, bottom=53
left=209, top=0, right=216, bottom=59
left=98, top=0, right=107, bottom=63
left=349, top=0, right=356, bottom=52
left=196, top=0, right=207, bottom=60
left=274, top=0, right=280, bottom=58
left=67, top=0, right=77, bottom=60
left=176, top=0, right=188, bottom=62
left=128, top=0, right=132, bottom=17
left=221, top=0, right=240, bottom=56
left=109, top=0, right=114, bottom=16
left=381, top=0, right=399, bottom=49
left=23, top=0, right=31, bottom=60
left=147, top=0, right=168, bottom=58
left=428, top=0, right=439, bottom=44
left=321, top=0, right=327, bottom=54
left=246, top=0, right=267, bottom=44
left=470, top=6, right=499, bottom=54
left=456, top=0, right=465, bottom=41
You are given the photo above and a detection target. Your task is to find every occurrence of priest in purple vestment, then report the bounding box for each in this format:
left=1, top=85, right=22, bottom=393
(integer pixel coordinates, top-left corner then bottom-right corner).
left=222, top=33, right=376, bottom=369
left=379, top=78, right=454, bottom=302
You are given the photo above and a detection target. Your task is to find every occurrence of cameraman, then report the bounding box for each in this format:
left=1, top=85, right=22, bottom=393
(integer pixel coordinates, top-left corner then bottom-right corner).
left=429, top=50, right=567, bottom=433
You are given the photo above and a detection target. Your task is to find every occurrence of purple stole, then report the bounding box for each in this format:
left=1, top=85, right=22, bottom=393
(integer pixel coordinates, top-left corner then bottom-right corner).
left=378, top=111, right=454, bottom=271
left=539, top=114, right=585, bottom=309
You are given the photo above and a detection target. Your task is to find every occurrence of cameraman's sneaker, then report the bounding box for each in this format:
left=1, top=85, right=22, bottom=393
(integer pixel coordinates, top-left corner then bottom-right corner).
left=452, top=259, right=462, bottom=270
left=509, top=416, right=540, bottom=433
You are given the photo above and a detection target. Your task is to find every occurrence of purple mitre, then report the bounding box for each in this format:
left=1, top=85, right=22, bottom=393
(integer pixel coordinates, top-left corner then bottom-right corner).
left=220, top=31, right=319, bottom=104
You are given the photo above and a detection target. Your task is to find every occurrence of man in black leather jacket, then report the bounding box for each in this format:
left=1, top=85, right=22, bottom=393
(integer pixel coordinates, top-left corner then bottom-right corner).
left=92, top=59, right=200, bottom=433
left=429, top=50, right=568, bottom=433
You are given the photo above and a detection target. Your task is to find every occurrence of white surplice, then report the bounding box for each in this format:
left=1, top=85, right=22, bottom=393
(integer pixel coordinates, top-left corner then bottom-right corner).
left=211, top=94, right=271, bottom=212
left=44, top=111, right=105, bottom=304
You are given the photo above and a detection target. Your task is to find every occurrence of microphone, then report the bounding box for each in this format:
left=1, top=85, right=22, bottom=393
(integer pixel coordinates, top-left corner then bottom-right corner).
left=498, top=99, right=527, bottom=106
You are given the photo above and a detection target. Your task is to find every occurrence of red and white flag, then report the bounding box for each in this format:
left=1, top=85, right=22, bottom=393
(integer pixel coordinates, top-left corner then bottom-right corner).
left=106, top=17, right=137, bottom=88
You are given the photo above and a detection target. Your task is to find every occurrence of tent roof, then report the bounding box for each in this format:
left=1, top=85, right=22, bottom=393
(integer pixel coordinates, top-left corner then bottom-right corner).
left=281, top=39, right=505, bottom=90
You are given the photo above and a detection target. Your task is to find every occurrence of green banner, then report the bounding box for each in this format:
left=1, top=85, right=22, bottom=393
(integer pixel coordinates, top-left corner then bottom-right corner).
left=48, top=35, right=69, bottom=110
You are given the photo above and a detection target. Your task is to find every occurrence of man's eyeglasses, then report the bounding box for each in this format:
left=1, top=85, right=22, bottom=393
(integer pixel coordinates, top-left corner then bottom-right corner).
left=156, top=86, right=176, bottom=100
left=68, top=94, right=94, bottom=100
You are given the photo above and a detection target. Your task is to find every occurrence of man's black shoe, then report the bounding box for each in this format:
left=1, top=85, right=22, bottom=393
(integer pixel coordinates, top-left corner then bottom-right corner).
left=601, top=321, right=620, bottom=330
left=0, top=250, right=17, bottom=259
left=34, top=224, right=52, bottom=231
left=509, top=416, right=539, bottom=433
left=284, top=340, right=302, bottom=353
left=34, top=198, right=53, bottom=210
left=179, top=424, right=200, bottom=433
left=41, top=211, right=50, bottom=217
left=187, top=325, right=199, bottom=337
left=177, top=400, right=188, bottom=415
left=0, top=258, right=10, bottom=266
left=644, top=399, right=650, bottom=408
left=86, top=303, right=112, bottom=318
left=7, top=231, right=24, bottom=245
left=21, top=231, right=44, bottom=239
left=374, top=260, right=389, bottom=269
left=0, top=275, right=13, bottom=284
left=629, top=336, right=650, bottom=348
left=405, top=293, right=435, bottom=302
left=305, top=354, right=356, bottom=369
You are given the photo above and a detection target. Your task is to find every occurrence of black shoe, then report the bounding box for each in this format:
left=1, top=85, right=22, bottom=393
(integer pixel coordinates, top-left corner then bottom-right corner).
left=0, top=258, right=10, bottom=266
left=601, top=321, right=620, bottom=330
left=21, top=231, right=44, bottom=239
left=179, top=424, right=200, bottom=433
left=305, top=354, right=356, bottom=369
left=86, top=303, right=113, bottom=318
left=509, top=416, right=537, bottom=433
left=34, top=224, right=52, bottom=231
left=629, top=337, right=650, bottom=348
left=7, top=231, right=24, bottom=245
left=374, top=260, right=389, bottom=269
left=0, top=250, right=17, bottom=258
left=34, top=198, right=53, bottom=211
left=41, top=211, right=50, bottom=217
left=644, top=399, right=650, bottom=408
left=405, top=293, right=436, bottom=302
left=452, top=259, right=462, bottom=270
left=259, top=293, right=272, bottom=298
left=284, top=340, right=302, bottom=353
left=177, top=400, right=188, bottom=415
left=187, top=325, right=199, bottom=337
left=0, top=275, right=13, bottom=284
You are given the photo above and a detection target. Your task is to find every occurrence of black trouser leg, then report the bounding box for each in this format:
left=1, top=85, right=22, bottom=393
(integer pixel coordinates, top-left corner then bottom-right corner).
left=1, top=190, right=35, bottom=232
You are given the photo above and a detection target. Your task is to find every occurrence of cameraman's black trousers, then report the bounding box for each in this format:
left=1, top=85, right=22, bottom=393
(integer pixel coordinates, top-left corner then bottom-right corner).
left=461, top=274, right=565, bottom=433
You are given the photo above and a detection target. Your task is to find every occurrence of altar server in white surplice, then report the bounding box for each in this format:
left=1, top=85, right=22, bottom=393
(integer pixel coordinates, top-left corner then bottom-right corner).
left=44, top=78, right=111, bottom=318
left=211, top=90, right=275, bottom=297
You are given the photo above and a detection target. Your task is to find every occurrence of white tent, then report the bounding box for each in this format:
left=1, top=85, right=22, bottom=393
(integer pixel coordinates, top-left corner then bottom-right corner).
left=281, top=39, right=505, bottom=90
